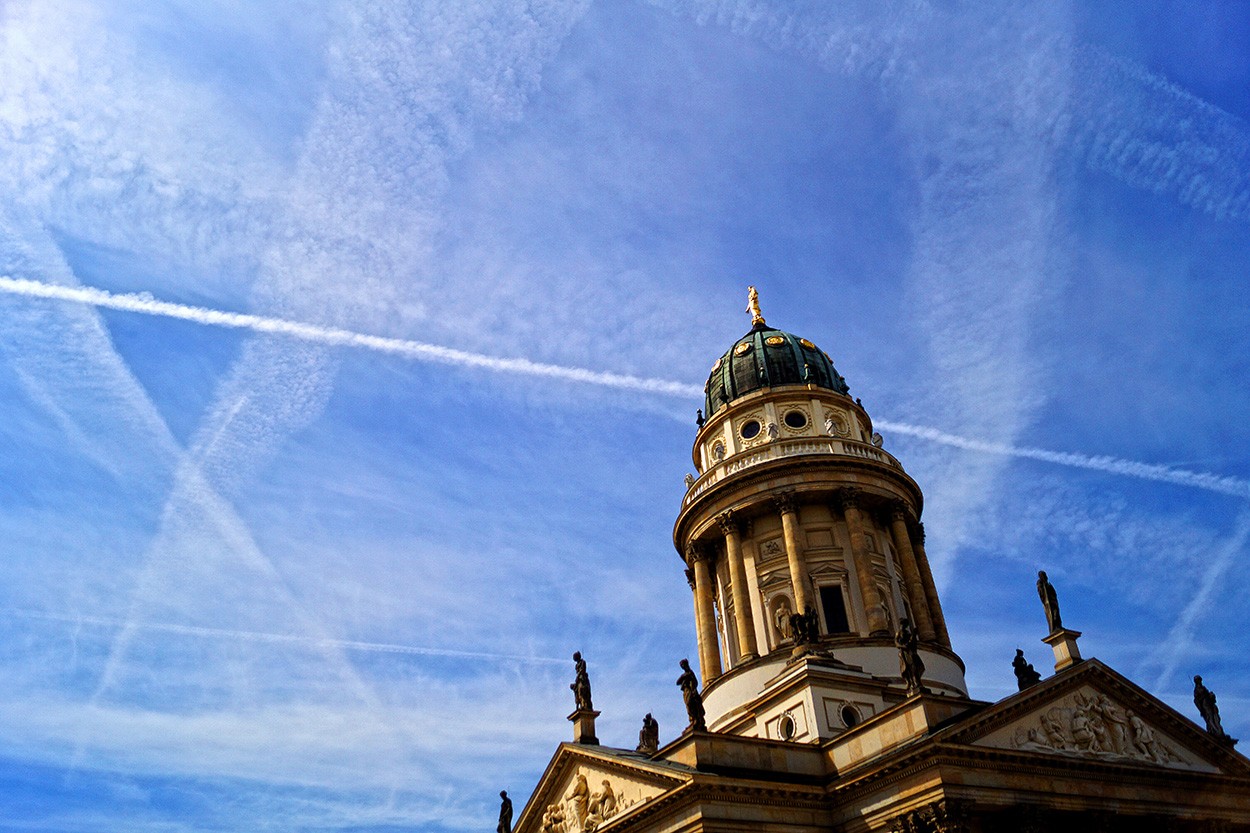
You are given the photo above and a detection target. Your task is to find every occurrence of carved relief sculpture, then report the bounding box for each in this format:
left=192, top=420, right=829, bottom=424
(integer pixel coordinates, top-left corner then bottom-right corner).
left=1010, top=691, right=1184, bottom=765
left=677, top=658, right=707, bottom=731
left=889, top=798, right=969, bottom=833
left=566, top=773, right=590, bottom=827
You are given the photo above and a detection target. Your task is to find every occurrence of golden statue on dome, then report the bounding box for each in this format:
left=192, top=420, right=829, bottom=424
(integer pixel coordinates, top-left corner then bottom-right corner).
left=746, top=285, right=766, bottom=326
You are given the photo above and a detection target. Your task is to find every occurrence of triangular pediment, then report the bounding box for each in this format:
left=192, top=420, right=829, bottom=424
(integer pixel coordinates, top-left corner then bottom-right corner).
left=942, top=661, right=1247, bottom=776
left=514, top=744, right=691, bottom=833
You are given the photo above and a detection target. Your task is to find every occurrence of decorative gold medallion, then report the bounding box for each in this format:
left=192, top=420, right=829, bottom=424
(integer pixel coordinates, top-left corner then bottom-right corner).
left=799, top=338, right=816, bottom=350
left=711, top=357, right=722, bottom=371
left=734, top=342, right=752, bottom=356
left=765, top=336, right=785, bottom=346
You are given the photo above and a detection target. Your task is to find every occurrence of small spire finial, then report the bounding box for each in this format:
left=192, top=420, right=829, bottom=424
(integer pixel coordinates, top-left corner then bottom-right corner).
left=746, top=285, right=765, bottom=327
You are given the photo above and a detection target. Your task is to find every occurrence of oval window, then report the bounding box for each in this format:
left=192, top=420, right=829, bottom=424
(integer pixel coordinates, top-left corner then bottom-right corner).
left=740, top=419, right=761, bottom=439
left=778, top=713, right=796, bottom=741
left=841, top=705, right=861, bottom=728
left=783, top=410, right=807, bottom=429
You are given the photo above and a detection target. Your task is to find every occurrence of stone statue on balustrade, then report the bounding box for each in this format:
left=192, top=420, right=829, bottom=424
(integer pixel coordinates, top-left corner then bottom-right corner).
left=636, top=712, right=659, bottom=754
left=571, top=651, right=593, bottom=712
left=496, top=790, right=512, bottom=833
left=1037, top=570, right=1063, bottom=633
left=1013, top=648, right=1042, bottom=690
left=677, top=659, right=706, bottom=732
left=1194, top=675, right=1235, bottom=744
left=789, top=604, right=819, bottom=645
left=896, top=618, right=928, bottom=696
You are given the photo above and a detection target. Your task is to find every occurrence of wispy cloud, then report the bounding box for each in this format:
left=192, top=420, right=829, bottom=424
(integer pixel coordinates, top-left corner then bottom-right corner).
left=1140, top=508, right=1250, bottom=691
left=10, top=609, right=565, bottom=666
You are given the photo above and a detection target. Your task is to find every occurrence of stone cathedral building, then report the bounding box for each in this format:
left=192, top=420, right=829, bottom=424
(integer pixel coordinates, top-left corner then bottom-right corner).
left=509, top=294, right=1250, bottom=833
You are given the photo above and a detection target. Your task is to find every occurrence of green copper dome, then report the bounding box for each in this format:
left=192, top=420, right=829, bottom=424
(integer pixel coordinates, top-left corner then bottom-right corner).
left=704, top=322, right=849, bottom=415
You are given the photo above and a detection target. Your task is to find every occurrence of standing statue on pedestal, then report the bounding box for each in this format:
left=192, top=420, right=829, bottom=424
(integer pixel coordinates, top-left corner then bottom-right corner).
left=677, top=659, right=706, bottom=731
left=746, top=285, right=766, bottom=326
left=496, top=790, right=513, bottom=833
left=896, top=619, right=927, bottom=696
left=1012, top=649, right=1042, bottom=690
left=637, top=712, right=660, bottom=754
left=571, top=651, right=593, bottom=712
left=789, top=604, right=819, bottom=645
left=1193, top=675, right=1230, bottom=740
left=1037, top=570, right=1063, bottom=633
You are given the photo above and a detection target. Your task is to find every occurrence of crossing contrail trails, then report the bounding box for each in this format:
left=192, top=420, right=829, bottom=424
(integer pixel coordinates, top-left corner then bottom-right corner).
left=4, top=274, right=1248, bottom=500
left=9, top=609, right=566, bottom=665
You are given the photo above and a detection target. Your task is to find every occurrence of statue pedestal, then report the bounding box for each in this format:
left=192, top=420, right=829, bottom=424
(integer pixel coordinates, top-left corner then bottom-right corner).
left=1042, top=628, right=1083, bottom=672
left=568, top=708, right=601, bottom=745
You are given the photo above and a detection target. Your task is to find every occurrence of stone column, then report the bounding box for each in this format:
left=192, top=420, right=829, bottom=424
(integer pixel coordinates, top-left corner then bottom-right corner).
left=913, top=523, right=951, bottom=647
left=773, top=491, right=811, bottom=613
left=888, top=505, right=936, bottom=642
left=687, top=542, right=723, bottom=684
left=839, top=489, right=890, bottom=636
left=717, top=511, right=759, bottom=660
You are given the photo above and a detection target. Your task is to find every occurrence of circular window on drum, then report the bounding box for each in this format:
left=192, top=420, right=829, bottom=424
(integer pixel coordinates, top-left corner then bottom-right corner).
left=740, top=419, right=762, bottom=439
left=783, top=410, right=808, bottom=430
left=778, top=713, right=797, bottom=741
left=840, top=704, right=861, bottom=729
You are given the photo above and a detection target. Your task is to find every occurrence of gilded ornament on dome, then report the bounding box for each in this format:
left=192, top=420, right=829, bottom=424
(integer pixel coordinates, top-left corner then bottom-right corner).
left=746, top=285, right=766, bottom=326
left=765, top=336, right=785, bottom=346
left=710, top=357, right=721, bottom=371
left=800, top=338, right=816, bottom=349
left=734, top=341, right=752, bottom=355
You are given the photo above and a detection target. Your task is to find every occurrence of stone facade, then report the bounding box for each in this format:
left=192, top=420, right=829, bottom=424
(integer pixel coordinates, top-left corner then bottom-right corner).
left=512, top=311, right=1250, bottom=833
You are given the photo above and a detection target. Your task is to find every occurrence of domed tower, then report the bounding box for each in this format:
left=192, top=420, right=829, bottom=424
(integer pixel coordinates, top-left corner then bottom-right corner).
left=675, top=288, right=968, bottom=740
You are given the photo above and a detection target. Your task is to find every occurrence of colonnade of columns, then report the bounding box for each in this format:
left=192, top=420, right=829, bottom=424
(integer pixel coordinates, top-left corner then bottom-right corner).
left=686, top=490, right=951, bottom=684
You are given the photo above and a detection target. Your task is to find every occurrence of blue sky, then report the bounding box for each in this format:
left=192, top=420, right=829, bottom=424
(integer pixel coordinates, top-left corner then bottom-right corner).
left=1, top=1, right=1248, bottom=830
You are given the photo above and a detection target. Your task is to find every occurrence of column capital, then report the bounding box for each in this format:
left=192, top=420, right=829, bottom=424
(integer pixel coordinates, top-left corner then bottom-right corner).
left=684, top=567, right=696, bottom=591
left=889, top=501, right=914, bottom=524
left=772, top=489, right=799, bottom=515
left=715, top=510, right=743, bottom=537
left=686, top=541, right=714, bottom=565
left=836, top=486, right=863, bottom=511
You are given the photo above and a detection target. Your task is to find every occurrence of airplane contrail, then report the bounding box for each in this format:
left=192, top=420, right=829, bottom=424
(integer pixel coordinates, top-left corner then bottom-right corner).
left=4, top=275, right=1248, bottom=500
left=10, top=609, right=566, bottom=666
left=876, top=420, right=1250, bottom=500
left=0, top=276, right=700, bottom=398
